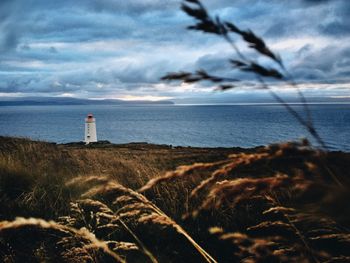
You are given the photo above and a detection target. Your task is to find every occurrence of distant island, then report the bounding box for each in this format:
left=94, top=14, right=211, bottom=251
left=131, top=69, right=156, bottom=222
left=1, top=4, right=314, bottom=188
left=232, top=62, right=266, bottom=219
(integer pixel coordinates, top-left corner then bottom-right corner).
left=2, top=95, right=350, bottom=106
left=0, top=97, right=174, bottom=106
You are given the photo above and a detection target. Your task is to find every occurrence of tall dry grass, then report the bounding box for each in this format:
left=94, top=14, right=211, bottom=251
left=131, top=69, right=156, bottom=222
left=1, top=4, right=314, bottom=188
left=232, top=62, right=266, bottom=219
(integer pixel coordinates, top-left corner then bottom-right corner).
left=140, top=140, right=350, bottom=262
left=68, top=176, right=216, bottom=262
left=0, top=136, right=235, bottom=262
left=0, top=136, right=235, bottom=220
left=0, top=217, right=124, bottom=262
left=1, top=136, right=350, bottom=262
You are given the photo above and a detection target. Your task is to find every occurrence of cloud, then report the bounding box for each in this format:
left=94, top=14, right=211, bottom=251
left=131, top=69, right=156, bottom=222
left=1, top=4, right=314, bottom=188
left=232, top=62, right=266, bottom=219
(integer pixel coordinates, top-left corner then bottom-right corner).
left=0, top=1, right=20, bottom=52
left=290, top=44, right=350, bottom=83
left=301, top=0, right=333, bottom=5
left=0, top=0, right=349, bottom=102
left=318, top=1, right=350, bottom=37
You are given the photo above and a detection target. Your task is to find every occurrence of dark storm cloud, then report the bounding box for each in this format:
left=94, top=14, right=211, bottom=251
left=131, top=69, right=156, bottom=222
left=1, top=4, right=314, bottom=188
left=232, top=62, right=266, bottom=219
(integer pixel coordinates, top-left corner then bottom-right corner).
left=0, top=1, right=19, bottom=52
left=292, top=45, right=350, bottom=82
left=264, top=22, right=289, bottom=38
left=86, top=0, right=179, bottom=14
left=195, top=53, right=231, bottom=73
left=302, top=0, right=332, bottom=4
left=318, top=0, right=350, bottom=37
left=0, top=0, right=349, bottom=101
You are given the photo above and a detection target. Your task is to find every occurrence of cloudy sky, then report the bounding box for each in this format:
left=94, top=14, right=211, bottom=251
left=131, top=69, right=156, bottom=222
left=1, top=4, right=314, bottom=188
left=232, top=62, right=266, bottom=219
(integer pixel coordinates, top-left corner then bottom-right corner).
left=0, top=0, right=349, bottom=103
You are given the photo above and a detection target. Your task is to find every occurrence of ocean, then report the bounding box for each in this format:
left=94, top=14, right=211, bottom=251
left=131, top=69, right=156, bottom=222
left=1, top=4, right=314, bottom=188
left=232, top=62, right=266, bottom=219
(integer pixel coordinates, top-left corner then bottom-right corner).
left=0, top=104, right=349, bottom=151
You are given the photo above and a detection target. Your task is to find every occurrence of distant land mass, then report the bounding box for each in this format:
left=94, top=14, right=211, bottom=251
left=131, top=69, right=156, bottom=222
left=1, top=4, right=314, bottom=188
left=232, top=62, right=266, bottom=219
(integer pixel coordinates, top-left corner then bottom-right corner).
left=0, top=95, right=350, bottom=106
left=173, top=94, right=350, bottom=105
left=0, top=97, right=174, bottom=106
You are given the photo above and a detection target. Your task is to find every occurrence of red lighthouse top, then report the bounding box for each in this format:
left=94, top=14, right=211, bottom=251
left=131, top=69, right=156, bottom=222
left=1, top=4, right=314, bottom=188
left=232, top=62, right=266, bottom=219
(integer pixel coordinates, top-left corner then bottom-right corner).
left=85, top=113, right=95, bottom=122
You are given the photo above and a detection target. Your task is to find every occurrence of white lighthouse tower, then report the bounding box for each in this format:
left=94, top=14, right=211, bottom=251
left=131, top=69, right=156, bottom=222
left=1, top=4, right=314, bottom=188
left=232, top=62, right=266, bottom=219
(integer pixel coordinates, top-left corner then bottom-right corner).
left=84, top=113, right=97, bottom=144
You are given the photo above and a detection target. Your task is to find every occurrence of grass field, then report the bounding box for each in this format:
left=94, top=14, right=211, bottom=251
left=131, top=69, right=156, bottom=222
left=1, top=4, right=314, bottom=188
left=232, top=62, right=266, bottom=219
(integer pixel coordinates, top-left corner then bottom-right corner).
left=0, top=136, right=349, bottom=262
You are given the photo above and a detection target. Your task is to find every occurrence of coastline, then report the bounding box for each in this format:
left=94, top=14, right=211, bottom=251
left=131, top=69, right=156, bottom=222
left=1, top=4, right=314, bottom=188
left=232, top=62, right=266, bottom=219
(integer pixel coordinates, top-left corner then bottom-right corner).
left=1, top=135, right=348, bottom=154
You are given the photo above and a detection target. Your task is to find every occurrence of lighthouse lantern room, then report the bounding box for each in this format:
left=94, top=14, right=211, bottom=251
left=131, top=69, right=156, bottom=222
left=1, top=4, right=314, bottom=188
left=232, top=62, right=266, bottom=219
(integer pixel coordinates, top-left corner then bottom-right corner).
left=85, top=113, right=97, bottom=144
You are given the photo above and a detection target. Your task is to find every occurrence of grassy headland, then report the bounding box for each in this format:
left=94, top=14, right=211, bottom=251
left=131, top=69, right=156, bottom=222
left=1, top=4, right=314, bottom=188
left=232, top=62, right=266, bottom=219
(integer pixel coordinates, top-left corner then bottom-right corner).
left=0, top=136, right=243, bottom=220
left=0, top=136, right=349, bottom=262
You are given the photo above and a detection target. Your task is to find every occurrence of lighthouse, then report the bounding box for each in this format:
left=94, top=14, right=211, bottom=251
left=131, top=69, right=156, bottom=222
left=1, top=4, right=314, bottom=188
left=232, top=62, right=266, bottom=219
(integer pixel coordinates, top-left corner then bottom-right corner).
left=84, top=113, right=97, bottom=144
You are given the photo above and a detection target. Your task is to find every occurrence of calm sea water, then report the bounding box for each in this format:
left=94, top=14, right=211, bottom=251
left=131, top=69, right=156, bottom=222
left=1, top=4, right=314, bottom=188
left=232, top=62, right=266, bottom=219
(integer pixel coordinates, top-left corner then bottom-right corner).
left=0, top=104, right=349, bottom=151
